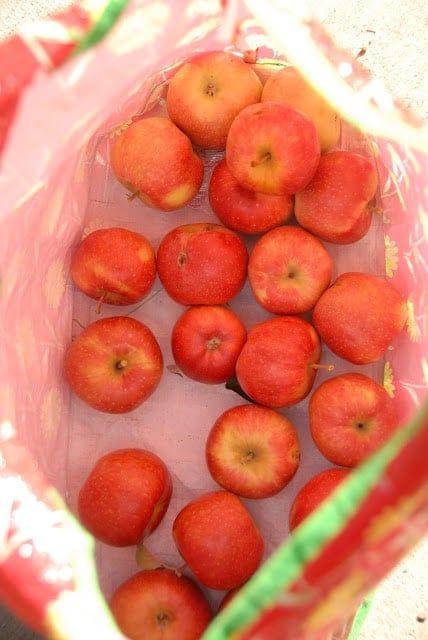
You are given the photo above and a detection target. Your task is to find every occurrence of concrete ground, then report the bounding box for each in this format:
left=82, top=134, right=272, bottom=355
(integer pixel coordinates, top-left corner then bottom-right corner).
left=0, top=1, right=427, bottom=639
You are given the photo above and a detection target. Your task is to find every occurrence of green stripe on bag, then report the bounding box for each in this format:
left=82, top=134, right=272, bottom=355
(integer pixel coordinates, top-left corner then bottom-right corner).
left=73, top=0, right=131, bottom=55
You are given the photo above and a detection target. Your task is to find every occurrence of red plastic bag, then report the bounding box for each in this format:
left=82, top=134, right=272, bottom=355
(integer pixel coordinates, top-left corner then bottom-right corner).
left=1, top=2, right=427, bottom=639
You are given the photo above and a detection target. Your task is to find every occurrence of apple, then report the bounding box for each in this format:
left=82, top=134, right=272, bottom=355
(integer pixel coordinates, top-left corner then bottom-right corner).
left=309, top=372, right=401, bottom=467
left=289, top=468, right=352, bottom=531
left=71, top=227, right=156, bottom=311
left=234, top=315, right=328, bottom=408
left=156, top=222, right=248, bottom=305
left=78, top=448, right=172, bottom=546
left=294, top=151, right=378, bottom=244
left=166, top=50, right=262, bottom=149
left=225, top=101, right=320, bottom=195
left=110, top=116, right=204, bottom=211
left=172, top=490, right=264, bottom=590
left=313, top=272, right=408, bottom=364
left=247, top=225, right=333, bottom=314
left=171, top=305, right=247, bottom=384
left=261, top=65, right=341, bottom=151
left=109, top=568, right=212, bottom=640
left=208, top=158, right=294, bottom=235
left=205, top=403, right=300, bottom=499
left=64, top=316, right=163, bottom=413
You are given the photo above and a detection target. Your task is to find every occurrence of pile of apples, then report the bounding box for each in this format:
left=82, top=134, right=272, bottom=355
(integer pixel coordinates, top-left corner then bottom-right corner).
left=64, top=51, right=408, bottom=639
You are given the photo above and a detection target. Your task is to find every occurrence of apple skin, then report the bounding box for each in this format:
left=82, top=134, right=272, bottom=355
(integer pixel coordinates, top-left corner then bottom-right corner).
left=171, top=305, right=247, bottom=384
left=208, top=158, right=294, bottom=235
left=110, top=116, right=204, bottom=211
left=166, top=50, right=262, bottom=150
left=235, top=315, right=322, bottom=408
left=309, top=373, right=401, bottom=467
left=156, top=222, right=248, bottom=305
left=206, top=403, right=300, bottom=499
left=225, top=101, right=320, bottom=196
left=172, top=490, right=264, bottom=590
left=261, top=66, right=341, bottom=152
left=248, top=225, right=333, bottom=314
left=289, top=468, right=351, bottom=531
left=64, top=316, right=163, bottom=413
left=78, top=448, right=172, bottom=547
left=71, top=227, right=156, bottom=307
left=313, top=272, right=408, bottom=365
left=294, top=151, right=378, bottom=244
left=109, top=568, right=212, bottom=640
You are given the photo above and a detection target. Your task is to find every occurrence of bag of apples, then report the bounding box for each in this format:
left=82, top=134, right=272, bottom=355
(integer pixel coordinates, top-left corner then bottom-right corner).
left=1, top=1, right=427, bottom=639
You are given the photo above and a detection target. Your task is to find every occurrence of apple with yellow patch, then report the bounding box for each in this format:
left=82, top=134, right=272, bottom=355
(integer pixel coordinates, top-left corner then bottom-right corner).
left=71, top=227, right=156, bottom=310
left=248, top=225, right=333, bottom=315
left=226, top=101, right=320, bottom=196
left=166, top=50, right=263, bottom=149
left=206, top=404, right=300, bottom=499
left=262, top=65, right=341, bottom=152
left=65, top=316, right=163, bottom=413
left=110, top=116, right=204, bottom=211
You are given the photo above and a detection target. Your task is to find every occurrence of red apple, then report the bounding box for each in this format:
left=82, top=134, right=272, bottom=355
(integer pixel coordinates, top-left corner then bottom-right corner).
left=261, top=66, right=341, bottom=152
left=110, top=116, right=204, bottom=211
left=166, top=50, right=262, bottom=150
left=171, top=305, right=247, bottom=384
left=109, top=568, right=212, bottom=640
left=294, top=151, right=378, bottom=244
left=71, top=227, right=156, bottom=310
left=78, top=448, right=172, bottom=546
left=235, top=316, right=327, bottom=408
left=206, top=404, right=300, bottom=498
left=247, top=225, right=333, bottom=314
left=313, top=272, right=408, bottom=364
left=309, top=373, right=401, bottom=467
left=289, top=468, right=351, bottom=531
left=208, top=158, right=294, bottom=235
left=156, top=222, right=248, bottom=305
left=64, top=316, right=163, bottom=413
left=172, top=490, right=264, bottom=590
left=225, top=101, right=320, bottom=195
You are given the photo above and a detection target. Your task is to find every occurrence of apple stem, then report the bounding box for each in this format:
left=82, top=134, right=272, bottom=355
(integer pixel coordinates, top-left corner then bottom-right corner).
left=243, top=48, right=259, bottom=64
left=251, top=151, right=272, bottom=168
left=95, top=292, right=106, bottom=315
left=174, top=563, right=187, bottom=577
left=207, top=337, right=221, bottom=351
left=311, top=363, right=335, bottom=372
left=240, top=451, right=255, bottom=465
left=136, top=543, right=188, bottom=576
left=127, top=189, right=140, bottom=201
left=116, top=359, right=128, bottom=370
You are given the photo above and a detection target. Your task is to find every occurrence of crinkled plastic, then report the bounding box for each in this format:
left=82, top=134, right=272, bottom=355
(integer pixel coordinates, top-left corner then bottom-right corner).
left=0, top=1, right=427, bottom=639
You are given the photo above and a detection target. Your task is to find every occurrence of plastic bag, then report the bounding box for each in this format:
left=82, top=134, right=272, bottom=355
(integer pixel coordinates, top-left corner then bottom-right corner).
left=1, top=1, right=427, bottom=639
